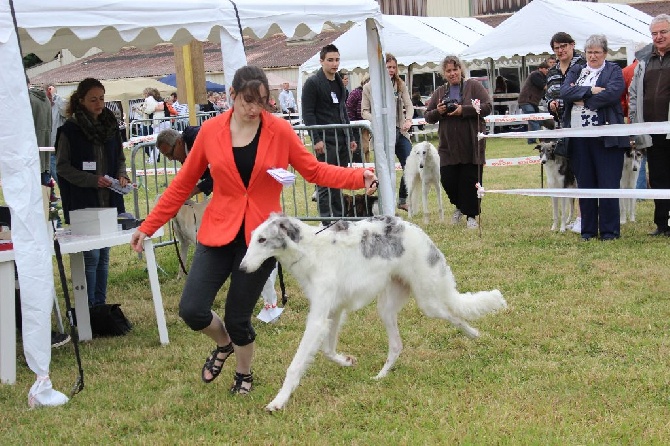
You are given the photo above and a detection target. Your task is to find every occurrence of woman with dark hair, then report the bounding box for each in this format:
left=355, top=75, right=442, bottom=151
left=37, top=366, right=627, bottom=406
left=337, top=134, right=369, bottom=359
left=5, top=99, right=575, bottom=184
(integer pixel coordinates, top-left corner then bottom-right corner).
left=56, top=77, right=129, bottom=307
left=560, top=34, right=627, bottom=241
left=130, top=65, right=378, bottom=395
left=424, top=55, right=492, bottom=229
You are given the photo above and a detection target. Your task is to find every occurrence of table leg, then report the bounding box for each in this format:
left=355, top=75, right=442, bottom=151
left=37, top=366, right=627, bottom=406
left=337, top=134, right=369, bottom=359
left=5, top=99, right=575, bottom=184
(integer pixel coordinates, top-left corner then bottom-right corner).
left=0, top=262, right=16, bottom=384
left=69, top=252, right=92, bottom=341
left=143, top=238, right=169, bottom=345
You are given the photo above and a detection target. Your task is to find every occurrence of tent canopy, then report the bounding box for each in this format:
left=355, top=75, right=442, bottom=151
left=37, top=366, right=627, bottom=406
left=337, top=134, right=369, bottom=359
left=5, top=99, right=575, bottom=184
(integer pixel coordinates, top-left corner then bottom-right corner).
left=103, top=77, right=174, bottom=104
left=159, top=73, right=226, bottom=93
left=460, top=0, right=652, bottom=62
left=301, top=14, right=493, bottom=74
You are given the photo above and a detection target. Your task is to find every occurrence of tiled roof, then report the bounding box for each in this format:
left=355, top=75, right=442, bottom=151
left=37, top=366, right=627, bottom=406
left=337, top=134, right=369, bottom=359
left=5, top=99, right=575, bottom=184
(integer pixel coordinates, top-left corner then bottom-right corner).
left=631, top=0, right=669, bottom=17
left=474, top=1, right=668, bottom=27
left=31, top=29, right=346, bottom=85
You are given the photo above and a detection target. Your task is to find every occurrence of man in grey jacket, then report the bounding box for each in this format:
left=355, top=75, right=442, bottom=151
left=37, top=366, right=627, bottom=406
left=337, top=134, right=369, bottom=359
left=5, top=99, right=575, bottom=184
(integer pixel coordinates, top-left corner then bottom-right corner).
left=629, top=14, right=670, bottom=236
left=301, top=44, right=358, bottom=221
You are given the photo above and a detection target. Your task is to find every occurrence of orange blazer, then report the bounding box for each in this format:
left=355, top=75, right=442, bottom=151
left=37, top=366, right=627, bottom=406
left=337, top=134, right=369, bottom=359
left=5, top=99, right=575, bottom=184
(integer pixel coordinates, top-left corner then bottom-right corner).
left=139, top=109, right=367, bottom=246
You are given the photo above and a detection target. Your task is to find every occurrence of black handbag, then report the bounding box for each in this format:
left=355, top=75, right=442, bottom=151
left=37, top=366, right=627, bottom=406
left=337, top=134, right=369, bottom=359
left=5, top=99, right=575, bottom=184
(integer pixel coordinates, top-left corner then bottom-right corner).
left=89, top=304, right=133, bottom=337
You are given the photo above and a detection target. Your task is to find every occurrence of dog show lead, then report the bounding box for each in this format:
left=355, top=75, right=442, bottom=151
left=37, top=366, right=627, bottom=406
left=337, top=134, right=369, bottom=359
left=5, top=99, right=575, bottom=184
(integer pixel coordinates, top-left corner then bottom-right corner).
left=130, top=65, right=377, bottom=396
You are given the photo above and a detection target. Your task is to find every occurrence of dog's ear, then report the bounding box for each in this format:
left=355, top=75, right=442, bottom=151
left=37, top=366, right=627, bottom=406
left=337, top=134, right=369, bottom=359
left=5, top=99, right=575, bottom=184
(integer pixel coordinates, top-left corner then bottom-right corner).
left=277, top=218, right=302, bottom=243
left=534, top=144, right=541, bottom=151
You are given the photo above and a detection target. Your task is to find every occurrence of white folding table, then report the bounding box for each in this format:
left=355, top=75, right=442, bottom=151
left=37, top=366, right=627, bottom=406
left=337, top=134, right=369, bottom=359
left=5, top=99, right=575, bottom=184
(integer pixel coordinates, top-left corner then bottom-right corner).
left=0, top=227, right=168, bottom=384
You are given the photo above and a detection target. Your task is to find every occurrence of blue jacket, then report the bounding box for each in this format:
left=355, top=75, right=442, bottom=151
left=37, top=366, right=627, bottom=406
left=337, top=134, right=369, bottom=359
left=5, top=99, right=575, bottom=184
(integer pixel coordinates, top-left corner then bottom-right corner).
left=560, top=61, right=629, bottom=149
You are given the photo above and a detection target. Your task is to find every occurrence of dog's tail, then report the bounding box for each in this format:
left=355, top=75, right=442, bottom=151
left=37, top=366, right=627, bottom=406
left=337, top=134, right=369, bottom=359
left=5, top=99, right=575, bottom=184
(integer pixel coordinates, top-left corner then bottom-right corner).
left=448, top=289, right=507, bottom=320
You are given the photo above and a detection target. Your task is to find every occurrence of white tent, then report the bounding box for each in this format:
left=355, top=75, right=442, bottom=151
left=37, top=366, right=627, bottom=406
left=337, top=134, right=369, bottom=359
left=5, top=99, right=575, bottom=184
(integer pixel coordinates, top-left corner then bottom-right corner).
left=301, top=15, right=493, bottom=74
left=460, top=0, right=652, bottom=63
left=1, top=0, right=393, bottom=406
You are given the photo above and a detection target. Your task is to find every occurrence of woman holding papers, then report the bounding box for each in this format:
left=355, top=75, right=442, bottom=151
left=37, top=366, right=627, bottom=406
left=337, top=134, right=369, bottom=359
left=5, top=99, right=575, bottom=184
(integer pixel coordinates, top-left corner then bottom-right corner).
left=131, top=66, right=377, bottom=395
left=56, top=77, right=129, bottom=307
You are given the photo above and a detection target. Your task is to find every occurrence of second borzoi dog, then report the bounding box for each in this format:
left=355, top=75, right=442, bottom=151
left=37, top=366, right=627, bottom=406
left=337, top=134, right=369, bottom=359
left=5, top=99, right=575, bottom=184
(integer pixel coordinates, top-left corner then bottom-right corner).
left=620, top=145, right=643, bottom=224
left=240, top=214, right=507, bottom=411
left=535, top=141, right=576, bottom=232
left=405, top=141, right=444, bottom=223
left=171, top=197, right=208, bottom=279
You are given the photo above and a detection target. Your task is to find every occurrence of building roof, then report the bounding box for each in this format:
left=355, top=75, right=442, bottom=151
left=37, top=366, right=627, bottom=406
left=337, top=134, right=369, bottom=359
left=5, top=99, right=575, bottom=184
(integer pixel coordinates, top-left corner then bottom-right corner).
left=30, top=29, right=346, bottom=85
left=474, top=1, right=667, bottom=28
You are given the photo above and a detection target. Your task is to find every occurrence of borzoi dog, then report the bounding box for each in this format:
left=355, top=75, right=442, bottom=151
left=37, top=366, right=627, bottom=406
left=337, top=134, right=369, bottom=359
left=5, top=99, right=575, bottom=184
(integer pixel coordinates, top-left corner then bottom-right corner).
left=170, top=197, right=209, bottom=279
left=535, top=141, right=576, bottom=232
left=405, top=141, right=444, bottom=224
left=620, top=145, right=643, bottom=224
left=239, top=214, right=506, bottom=411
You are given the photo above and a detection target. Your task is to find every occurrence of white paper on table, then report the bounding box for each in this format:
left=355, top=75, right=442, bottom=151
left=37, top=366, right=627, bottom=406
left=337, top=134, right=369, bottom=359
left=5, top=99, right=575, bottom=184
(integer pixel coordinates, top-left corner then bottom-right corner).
left=267, top=168, right=296, bottom=186
left=104, top=175, right=135, bottom=195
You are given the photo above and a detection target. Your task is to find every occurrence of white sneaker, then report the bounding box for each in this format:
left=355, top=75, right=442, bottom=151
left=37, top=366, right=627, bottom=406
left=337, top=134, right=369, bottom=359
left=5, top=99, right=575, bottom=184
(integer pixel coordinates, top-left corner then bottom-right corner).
left=451, top=209, right=463, bottom=224
left=570, top=217, right=581, bottom=234
left=466, top=217, right=479, bottom=229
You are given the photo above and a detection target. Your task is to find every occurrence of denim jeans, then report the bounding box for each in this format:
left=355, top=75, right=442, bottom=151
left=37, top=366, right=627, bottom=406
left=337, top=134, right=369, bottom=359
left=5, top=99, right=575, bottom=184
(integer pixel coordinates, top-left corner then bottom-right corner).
left=84, top=247, right=110, bottom=307
left=519, top=103, right=540, bottom=143
left=49, top=154, right=58, bottom=186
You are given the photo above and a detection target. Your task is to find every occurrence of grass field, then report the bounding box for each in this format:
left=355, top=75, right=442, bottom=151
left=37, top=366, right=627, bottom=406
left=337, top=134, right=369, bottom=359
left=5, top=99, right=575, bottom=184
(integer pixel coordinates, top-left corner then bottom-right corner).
left=2, top=137, right=670, bottom=444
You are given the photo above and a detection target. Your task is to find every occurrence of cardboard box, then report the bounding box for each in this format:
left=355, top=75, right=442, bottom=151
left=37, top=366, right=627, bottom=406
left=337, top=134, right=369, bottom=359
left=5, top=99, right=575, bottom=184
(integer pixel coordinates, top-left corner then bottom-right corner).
left=69, top=208, right=119, bottom=236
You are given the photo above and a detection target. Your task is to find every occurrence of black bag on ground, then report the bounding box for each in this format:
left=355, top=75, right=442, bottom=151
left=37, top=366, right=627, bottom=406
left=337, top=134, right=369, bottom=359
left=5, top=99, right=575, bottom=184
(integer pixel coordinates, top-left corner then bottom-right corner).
left=89, top=304, right=132, bottom=337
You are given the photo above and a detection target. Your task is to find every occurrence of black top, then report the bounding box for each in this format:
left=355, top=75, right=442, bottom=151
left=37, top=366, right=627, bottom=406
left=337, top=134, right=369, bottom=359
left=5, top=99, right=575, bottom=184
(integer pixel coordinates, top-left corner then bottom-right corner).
left=233, top=125, right=261, bottom=188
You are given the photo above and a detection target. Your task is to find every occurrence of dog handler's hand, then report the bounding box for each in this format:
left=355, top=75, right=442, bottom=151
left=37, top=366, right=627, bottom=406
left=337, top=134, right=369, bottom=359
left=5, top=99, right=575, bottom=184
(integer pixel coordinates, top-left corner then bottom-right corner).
left=130, top=230, right=147, bottom=253
left=363, top=170, right=378, bottom=196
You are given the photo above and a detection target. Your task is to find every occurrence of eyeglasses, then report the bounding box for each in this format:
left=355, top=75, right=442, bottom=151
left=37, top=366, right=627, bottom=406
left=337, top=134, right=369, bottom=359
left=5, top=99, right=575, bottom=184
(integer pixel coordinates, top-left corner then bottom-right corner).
left=586, top=50, right=604, bottom=56
left=651, top=29, right=669, bottom=38
left=553, top=43, right=571, bottom=52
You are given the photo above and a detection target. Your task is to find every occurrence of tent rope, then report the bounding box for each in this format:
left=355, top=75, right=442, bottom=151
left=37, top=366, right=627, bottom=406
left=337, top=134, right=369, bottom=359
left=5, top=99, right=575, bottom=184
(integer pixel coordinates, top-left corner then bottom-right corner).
left=227, top=0, right=245, bottom=50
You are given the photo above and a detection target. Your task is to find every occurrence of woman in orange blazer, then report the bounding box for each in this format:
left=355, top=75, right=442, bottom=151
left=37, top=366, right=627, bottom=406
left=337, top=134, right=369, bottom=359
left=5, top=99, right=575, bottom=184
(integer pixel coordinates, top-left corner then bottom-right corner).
left=131, top=66, right=377, bottom=394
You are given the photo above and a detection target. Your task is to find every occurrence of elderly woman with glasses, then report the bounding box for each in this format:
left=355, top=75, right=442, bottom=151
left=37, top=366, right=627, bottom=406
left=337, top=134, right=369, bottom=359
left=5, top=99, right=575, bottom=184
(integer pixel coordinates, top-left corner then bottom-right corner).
left=560, top=34, right=629, bottom=241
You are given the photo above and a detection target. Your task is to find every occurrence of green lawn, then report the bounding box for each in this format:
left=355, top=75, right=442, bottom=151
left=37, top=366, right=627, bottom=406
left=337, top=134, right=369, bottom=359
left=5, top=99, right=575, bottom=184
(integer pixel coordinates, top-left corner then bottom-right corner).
left=2, top=137, right=670, bottom=444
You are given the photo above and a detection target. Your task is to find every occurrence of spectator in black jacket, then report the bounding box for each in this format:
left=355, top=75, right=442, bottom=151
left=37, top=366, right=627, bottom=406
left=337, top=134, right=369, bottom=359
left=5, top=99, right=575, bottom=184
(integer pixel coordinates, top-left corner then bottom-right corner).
left=518, top=61, right=550, bottom=143
left=156, top=127, right=213, bottom=199
left=301, top=44, right=359, bottom=221
left=545, top=32, right=587, bottom=125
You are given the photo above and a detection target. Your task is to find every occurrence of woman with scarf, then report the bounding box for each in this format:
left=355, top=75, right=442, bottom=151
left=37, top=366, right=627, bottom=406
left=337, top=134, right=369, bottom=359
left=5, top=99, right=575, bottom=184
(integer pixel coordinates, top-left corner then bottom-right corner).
left=560, top=34, right=627, bottom=241
left=56, top=78, right=129, bottom=307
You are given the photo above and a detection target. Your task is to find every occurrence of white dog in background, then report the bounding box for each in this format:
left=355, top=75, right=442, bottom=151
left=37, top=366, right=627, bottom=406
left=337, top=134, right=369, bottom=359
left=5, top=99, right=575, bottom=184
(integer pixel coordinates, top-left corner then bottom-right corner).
left=405, top=141, right=444, bottom=224
left=620, top=145, right=643, bottom=224
left=535, top=141, right=576, bottom=232
left=240, top=214, right=506, bottom=411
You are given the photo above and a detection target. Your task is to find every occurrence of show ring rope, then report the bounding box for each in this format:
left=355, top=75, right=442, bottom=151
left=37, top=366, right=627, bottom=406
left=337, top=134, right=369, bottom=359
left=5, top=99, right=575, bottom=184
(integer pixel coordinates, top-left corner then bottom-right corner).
left=477, top=121, right=670, bottom=201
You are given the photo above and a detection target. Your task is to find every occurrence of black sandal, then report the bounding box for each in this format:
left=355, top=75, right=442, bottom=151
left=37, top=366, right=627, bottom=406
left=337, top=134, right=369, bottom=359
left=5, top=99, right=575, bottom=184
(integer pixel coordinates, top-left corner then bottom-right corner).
left=201, top=343, right=234, bottom=383
left=230, top=371, right=253, bottom=395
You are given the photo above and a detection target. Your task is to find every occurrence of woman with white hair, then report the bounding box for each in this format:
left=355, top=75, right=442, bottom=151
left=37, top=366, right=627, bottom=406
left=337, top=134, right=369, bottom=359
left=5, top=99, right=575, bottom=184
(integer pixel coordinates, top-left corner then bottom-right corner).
left=560, top=34, right=629, bottom=241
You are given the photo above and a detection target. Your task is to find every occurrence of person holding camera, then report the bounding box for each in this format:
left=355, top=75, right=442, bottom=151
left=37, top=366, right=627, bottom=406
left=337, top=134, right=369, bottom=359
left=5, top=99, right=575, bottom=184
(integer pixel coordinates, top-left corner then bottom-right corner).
left=424, top=55, right=492, bottom=229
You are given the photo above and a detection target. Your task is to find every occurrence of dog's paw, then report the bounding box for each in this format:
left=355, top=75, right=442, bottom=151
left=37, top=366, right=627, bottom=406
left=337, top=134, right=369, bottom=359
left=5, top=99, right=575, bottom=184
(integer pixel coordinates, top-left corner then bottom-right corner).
left=265, top=398, right=286, bottom=412
left=331, top=354, right=357, bottom=367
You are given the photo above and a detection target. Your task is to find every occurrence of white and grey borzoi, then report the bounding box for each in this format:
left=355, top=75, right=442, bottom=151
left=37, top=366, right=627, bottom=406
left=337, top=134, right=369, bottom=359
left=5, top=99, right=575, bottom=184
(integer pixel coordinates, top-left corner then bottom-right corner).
left=240, top=214, right=507, bottom=411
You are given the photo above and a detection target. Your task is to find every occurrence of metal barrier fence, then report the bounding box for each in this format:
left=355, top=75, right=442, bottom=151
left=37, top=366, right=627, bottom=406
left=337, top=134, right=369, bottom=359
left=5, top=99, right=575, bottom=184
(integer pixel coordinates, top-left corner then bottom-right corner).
left=126, top=120, right=386, bottom=250
left=128, top=112, right=217, bottom=139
